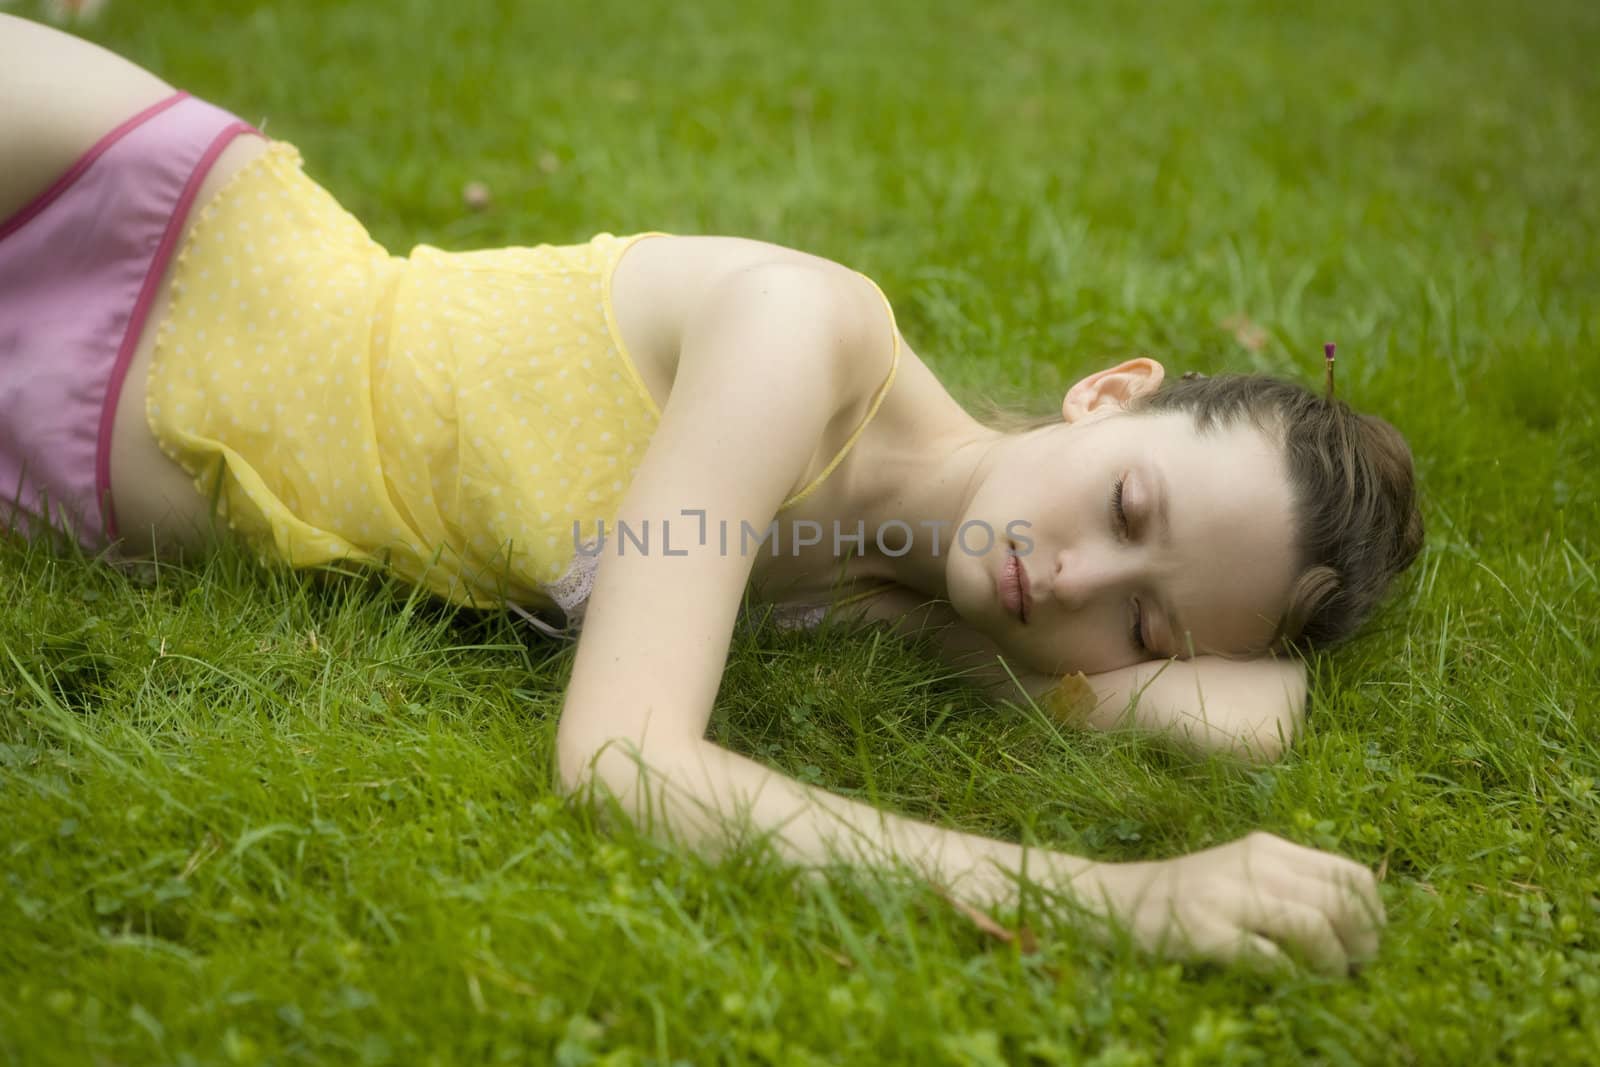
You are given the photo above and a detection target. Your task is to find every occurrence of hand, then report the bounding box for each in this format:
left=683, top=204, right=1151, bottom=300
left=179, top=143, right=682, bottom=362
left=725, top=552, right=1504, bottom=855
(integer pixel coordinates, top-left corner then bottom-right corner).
left=1084, top=831, right=1384, bottom=974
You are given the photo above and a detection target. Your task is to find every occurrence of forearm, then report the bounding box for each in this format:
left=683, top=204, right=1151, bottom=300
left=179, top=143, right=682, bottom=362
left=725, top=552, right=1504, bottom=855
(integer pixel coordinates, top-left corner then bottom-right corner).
left=909, top=616, right=1303, bottom=762
left=927, top=621, right=1305, bottom=761
left=1055, top=657, right=1307, bottom=761
left=568, top=731, right=1102, bottom=907
left=562, top=725, right=1384, bottom=975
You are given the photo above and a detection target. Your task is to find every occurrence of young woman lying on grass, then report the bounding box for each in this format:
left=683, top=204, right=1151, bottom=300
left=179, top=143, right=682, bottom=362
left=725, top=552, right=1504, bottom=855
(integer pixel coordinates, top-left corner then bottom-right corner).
left=1, top=15, right=1421, bottom=974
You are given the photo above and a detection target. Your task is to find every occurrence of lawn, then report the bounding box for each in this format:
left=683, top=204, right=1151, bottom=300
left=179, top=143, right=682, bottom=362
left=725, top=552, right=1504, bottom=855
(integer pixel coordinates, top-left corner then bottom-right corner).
left=3, top=0, right=1598, bottom=1063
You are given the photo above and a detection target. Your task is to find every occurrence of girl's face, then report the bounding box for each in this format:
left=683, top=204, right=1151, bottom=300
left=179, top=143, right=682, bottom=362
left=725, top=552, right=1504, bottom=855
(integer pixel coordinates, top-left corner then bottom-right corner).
left=947, top=362, right=1300, bottom=676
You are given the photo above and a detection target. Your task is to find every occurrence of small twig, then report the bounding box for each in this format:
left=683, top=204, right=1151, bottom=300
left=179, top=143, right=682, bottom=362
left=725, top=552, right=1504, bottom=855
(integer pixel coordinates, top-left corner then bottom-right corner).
left=932, top=885, right=1039, bottom=956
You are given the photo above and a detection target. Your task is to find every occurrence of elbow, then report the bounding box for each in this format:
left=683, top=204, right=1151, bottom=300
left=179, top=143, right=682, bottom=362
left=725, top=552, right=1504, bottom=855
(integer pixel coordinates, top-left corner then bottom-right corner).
left=554, top=714, right=696, bottom=802
left=554, top=719, right=639, bottom=798
left=554, top=707, right=621, bottom=797
left=1219, top=709, right=1302, bottom=765
left=554, top=686, right=631, bottom=795
left=1219, top=667, right=1306, bottom=765
left=554, top=728, right=601, bottom=797
left=1228, top=729, right=1290, bottom=766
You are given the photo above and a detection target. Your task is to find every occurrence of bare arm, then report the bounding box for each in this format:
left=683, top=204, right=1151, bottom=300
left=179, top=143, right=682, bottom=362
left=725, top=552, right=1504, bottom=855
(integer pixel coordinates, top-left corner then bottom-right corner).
left=855, top=594, right=1308, bottom=762
left=557, top=263, right=1032, bottom=894
left=1073, top=656, right=1305, bottom=761
left=1007, top=655, right=1306, bottom=763
left=555, top=263, right=1376, bottom=972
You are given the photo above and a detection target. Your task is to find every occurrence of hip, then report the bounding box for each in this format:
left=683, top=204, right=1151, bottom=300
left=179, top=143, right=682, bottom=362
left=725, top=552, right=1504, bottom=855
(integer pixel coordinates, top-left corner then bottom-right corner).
left=0, top=82, right=266, bottom=557
left=112, top=133, right=271, bottom=558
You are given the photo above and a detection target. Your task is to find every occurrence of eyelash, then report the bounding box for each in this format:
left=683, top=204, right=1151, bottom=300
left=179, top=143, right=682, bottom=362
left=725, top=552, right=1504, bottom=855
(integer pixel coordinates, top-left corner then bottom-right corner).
left=1111, top=476, right=1148, bottom=654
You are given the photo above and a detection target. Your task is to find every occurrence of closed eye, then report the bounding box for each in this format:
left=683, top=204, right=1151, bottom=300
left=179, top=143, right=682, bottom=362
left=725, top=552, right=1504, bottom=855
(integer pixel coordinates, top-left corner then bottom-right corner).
left=1115, top=476, right=1150, bottom=654
left=1111, top=475, right=1131, bottom=539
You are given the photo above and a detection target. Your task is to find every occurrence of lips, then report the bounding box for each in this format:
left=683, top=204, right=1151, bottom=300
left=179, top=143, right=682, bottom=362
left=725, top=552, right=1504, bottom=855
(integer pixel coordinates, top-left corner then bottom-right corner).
left=1000, top=543, right=1032, bottom=623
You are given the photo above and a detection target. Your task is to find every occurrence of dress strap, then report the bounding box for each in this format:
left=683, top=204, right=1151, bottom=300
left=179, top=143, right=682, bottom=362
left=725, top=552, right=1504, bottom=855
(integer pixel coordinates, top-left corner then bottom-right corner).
left=778, top=272, right=901, bottom=511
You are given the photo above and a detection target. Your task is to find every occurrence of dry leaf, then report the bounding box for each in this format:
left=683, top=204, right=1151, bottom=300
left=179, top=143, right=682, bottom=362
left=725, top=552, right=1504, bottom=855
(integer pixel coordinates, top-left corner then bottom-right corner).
left=945, top=892, right=1015, bottom=943
left=462, top=181, right=492, bottom=212
left=935, top=885, right=1041, bottom=956
left=1040, top=672, right=1096, bottom=724
left=1220, top=313, right=1269, bottom=353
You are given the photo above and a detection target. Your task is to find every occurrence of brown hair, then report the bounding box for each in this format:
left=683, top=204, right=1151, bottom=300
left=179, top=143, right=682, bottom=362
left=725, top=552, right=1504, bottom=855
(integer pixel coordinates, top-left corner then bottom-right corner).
left=982, top=374, right=1423, bottom=649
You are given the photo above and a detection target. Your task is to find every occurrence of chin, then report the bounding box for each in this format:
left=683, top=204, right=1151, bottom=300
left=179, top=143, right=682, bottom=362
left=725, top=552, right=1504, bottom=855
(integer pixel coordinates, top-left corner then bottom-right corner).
left=944, top=552, right=999, bottom=630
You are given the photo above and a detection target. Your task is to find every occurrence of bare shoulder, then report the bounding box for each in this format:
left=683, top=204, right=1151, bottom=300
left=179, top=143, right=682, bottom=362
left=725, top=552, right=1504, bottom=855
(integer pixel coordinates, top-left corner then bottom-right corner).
left=0, top=15, right=175, bottom=221
left=611, top=235, right=898, bottom=415
left=558, top=241, right=891, bottom=769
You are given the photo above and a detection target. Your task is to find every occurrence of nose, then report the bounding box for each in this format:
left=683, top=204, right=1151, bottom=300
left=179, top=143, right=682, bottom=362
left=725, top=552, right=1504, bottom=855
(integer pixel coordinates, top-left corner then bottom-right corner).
left=1049, top=545, right=1138, bottom=611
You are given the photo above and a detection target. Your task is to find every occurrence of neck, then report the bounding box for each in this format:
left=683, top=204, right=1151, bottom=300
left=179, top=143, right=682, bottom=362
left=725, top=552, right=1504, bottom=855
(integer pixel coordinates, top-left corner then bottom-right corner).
left=829, top=342, right=1014, bottom=600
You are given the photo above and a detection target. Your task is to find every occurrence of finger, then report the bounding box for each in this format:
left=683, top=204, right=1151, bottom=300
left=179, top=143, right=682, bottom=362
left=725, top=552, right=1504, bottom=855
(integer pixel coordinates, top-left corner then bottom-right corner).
left=1248, top=899, right=1350, bottom=976
left=1345, top=865, right=1386, bottom=932
left=1268, top=867, right=1384, bottom=965
left=1262, top=836, right=1387, bottom=941
left=1184, top=919, right=1291, bottom=976
left=1300, top=857, right=1387, bottom=958
left=1313, top=853, right=1386, bottom=928
left=1326, top=870, right=1384, bottom=963
left=1233, top=932, right=1292, bottom=977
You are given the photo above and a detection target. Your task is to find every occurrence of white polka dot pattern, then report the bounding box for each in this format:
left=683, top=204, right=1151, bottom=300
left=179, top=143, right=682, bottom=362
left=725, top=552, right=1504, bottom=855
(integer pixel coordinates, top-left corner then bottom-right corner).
left=146, top=142, right=664, bottom=610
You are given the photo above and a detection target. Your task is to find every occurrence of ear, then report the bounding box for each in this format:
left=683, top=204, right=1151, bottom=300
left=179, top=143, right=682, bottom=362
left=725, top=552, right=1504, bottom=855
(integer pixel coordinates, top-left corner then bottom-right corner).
left=1061, top=358, right=1167, bottom=423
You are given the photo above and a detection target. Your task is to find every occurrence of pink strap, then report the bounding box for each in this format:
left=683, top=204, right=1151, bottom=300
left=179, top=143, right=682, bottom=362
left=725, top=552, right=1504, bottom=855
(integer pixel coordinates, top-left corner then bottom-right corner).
left=0, top=94, right=188, bottom=243
left=95, top=114, right=258, bottom=538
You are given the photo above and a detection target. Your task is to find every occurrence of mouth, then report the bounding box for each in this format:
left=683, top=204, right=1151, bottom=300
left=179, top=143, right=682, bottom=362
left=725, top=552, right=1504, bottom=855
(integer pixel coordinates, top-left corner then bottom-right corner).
left=1000, top=541, right=1032, bottom=624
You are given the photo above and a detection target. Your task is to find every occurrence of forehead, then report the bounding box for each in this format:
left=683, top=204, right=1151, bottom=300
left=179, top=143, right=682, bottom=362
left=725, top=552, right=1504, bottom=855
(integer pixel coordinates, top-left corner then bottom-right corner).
left=1139, top=413, right=1298, bottom=655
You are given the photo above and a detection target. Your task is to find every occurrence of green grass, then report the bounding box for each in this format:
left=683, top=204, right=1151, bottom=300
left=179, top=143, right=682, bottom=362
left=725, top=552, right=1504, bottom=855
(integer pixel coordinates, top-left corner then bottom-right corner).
left=4, top=0, right=1599, bottom=1062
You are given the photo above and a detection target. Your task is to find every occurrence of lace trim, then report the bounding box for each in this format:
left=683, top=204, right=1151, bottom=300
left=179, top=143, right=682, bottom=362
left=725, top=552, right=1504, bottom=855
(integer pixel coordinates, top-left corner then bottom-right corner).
left=544, top=539, right=603, bottom=627
left=508, top=538, right=603, bottom=640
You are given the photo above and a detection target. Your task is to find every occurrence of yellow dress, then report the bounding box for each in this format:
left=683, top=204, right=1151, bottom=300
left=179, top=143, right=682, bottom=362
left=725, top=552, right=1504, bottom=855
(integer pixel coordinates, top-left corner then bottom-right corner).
left=146, top=141, right=901, bottom=622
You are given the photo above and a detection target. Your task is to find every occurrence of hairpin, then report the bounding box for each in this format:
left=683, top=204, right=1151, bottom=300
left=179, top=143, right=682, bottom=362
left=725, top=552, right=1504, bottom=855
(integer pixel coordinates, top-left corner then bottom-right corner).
left=1323, top=342, right=1337, bottom=401
left=1181, top=371, right=1206, bottom=382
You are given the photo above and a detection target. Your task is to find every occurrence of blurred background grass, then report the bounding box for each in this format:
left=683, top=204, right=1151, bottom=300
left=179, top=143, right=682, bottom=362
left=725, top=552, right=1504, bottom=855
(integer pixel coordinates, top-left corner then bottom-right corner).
left=2, top=0, right=1598, bottom=1063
